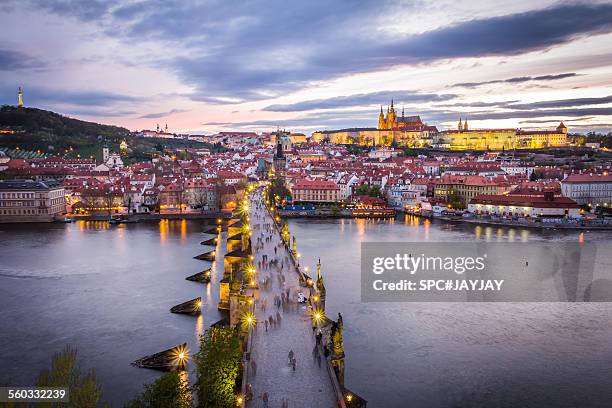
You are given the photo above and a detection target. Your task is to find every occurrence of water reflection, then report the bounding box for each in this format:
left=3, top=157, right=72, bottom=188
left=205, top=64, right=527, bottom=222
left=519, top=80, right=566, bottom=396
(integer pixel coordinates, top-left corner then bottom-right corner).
left=195, top=314, right=204, bottom=340
left=286, top=215, right=612, bottom=408
left=0, top=219, right=222, bottom=407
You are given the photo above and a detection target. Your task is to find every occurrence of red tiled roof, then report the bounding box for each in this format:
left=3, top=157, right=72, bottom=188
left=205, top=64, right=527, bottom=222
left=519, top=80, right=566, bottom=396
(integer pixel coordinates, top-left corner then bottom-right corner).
left=563, top=174, right=612, bottom=183
left=470, top=194, right=579, bottom=208
left=292, top=179, right=339, bottom=190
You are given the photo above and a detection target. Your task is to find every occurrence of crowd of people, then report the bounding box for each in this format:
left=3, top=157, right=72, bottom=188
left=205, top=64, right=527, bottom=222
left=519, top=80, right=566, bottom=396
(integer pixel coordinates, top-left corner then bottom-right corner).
left=244, top=190, right=328, bottom=408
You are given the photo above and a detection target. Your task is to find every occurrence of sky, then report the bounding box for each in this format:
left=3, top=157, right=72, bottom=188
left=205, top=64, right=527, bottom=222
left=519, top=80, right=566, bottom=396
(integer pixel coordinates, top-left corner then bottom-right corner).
left=1, top=0, right=612, bottom=134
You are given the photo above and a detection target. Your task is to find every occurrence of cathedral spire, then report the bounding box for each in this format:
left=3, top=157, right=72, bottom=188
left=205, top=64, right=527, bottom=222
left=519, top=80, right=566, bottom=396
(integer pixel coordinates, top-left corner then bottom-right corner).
left=463, top=117, right=468, bottom=131
left=458, top=117, right=463, bottom=131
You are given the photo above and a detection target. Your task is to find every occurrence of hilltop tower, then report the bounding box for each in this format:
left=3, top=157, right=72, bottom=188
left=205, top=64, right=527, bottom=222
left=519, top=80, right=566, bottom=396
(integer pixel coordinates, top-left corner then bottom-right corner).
left=458, top=117, right=463, bottom=131
left=463, top=117, right=468, bottom=131
left=17, top=87, right=23, bottom=109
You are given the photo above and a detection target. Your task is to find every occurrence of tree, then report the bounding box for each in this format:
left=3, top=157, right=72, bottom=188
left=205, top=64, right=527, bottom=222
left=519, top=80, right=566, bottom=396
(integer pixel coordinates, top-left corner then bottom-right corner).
left=124, top=371, right=191, bottom=408
left=447, top=190, right=463, bottom=209
left=369, top=185, right=383, bottom=198
left=35, top=345, right=105, bottom=408
left=355, top=184, right=370, bottom=196
left=194, top=327, right=242, bottom=408
left=269, top=175, right=291, bottom=204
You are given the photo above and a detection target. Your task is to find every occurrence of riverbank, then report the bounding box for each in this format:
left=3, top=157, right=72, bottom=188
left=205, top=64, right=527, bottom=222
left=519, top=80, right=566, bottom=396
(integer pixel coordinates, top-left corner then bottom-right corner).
left=404, top=211, right=612, bottom=231
left=279, top=208, right=395, bottom=219
left=66, top=211, right=232, bottom=222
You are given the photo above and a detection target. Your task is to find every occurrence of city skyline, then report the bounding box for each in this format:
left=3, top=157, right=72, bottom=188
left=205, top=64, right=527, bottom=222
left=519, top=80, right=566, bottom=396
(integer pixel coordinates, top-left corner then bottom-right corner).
left=1, top=0, right=612, bottom=134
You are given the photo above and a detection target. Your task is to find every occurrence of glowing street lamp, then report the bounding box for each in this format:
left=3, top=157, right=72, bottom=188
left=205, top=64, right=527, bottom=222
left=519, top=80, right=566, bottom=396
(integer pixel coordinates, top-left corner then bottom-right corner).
left=241, top=312, right=256, bottom=331
left=236, top=395, right=243, bottom=406
left=172, top=344, right=190, bottom=369
left=312, top=308, right=325, bottom=325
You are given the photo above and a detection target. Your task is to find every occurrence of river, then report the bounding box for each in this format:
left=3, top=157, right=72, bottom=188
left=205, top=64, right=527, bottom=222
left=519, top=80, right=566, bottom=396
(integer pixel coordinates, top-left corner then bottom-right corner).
left=0, top=217, right=611, bottom=407
left=0, top=220, right=224, bottom=407
left=288, top=215, right=612, bottom=408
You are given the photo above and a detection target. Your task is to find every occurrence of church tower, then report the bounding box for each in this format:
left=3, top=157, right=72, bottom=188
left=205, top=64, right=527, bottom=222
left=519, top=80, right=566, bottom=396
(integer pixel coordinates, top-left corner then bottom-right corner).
left=387, top=99, right=396, bottom=129
left=378, top=106, right=385, bottom=130
left=463, top=117, right=468, bottom=131
left=17, top=87, right=23, bottom=109
left=458, top=118, right=463, bottom=131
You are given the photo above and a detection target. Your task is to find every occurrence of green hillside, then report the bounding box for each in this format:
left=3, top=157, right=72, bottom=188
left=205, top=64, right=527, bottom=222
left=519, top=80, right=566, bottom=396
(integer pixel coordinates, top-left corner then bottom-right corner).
left=0, top=105, right=225, bottom=162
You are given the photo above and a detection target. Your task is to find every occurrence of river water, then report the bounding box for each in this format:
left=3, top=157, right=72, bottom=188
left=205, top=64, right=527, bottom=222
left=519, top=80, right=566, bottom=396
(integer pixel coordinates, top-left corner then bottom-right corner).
left=1, top=217, right=611, bottom=407
left=0, top=220, right=224, bottom=407
left=288, top=215, right=612, bottom=408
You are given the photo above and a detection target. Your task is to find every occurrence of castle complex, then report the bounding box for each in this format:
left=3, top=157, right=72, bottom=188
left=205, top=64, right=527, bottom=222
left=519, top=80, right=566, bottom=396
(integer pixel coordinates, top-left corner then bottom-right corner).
left=441, top=118, right=568, bottom=150
left=311, top=100, right=568, bottom=150
left=312, top=100, right=437, bottom=147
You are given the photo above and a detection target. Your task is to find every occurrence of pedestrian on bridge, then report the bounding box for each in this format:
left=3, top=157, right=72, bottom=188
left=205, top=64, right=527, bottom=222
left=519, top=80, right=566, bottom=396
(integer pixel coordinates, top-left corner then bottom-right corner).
left=288, top=349, right=294, bottom=364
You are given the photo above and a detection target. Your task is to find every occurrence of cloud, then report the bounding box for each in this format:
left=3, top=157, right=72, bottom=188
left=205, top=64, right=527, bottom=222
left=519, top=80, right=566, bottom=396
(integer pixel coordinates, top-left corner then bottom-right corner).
left=173, top=3, right=612, bottom=102
left=59, top=107, right=137, bottom=118
left=439, top=100, right=520, bottom=108
left=455, top=107, right=612, bottom=121
left=26, top=1, right=612, bottom=102
left=263, top=90, right=457, bottom=112
left=0, top=49, right=42, bottom=71
left=519, top=117, right=594, bottom=124
left=451, top=73, right=579, bottom=89
left=138, top=108, right=188, bottom=119
left=507, top=95, right=612, bottom=110
left=0, top=85, right=140, bottom=107
left=29, top=0, right=119, bottom=21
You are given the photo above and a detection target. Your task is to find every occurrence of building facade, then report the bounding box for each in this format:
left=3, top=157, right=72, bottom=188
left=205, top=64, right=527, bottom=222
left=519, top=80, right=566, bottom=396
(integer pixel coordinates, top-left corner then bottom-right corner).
left=0, top=180, right=66, bottom=222
left=433, top=175, right=503, bottom=208
left=311, top=102, right=437, bottom=147
left=468, top=193, right=581, bottom=218
left=441, top=121, right=567, bottom=150
left=561, top=173, right=612, bottom=206
left=291, top=179, right=341, bottom=203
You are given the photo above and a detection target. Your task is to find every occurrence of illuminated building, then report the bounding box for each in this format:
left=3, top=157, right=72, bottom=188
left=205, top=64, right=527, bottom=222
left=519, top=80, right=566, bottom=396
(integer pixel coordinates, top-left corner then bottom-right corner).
left=0, top=180, right=66, bottom=222
left=441, top=119, right=568, bottom=150
left=291, top=179, right=340, bottom=203
left=311, top=102, right=437, bottom=147
left=468, top=192, right=580, bottom=218
left=561, top=173, right=612, bottom=206
left=433, top=175, right=505, bottom=208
